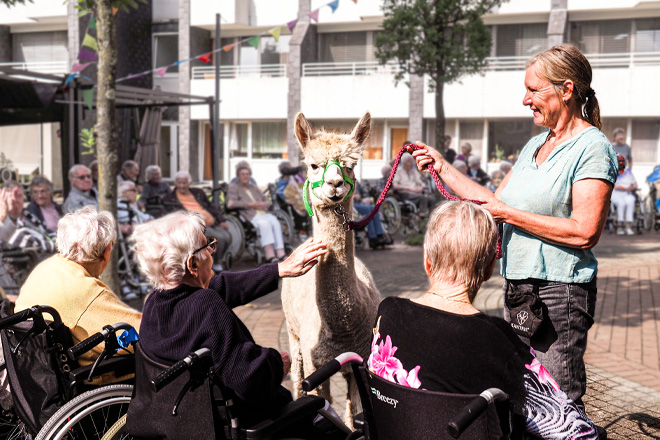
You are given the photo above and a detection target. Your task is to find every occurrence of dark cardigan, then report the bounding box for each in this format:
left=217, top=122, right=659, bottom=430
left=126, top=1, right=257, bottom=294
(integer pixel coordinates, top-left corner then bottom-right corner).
left=25, top=201, right=63, bottom=233
left=139, top=263, right=291, bottom=425
left=162, top=187, right=226, bottom=224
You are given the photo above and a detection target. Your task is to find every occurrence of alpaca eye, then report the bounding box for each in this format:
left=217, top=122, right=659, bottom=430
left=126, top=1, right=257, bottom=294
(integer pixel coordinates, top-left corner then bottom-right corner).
left=345, top=167, right=353, bottom=174
left=311, top=164, right=319, bottom=171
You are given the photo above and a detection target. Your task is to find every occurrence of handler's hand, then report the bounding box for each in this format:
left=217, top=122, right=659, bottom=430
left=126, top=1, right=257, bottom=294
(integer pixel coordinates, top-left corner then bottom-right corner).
left=408, top=141, right=447, bottom=175
left=480, top=197, right=508, bottom=223
left=280, top=351, right=291, bottom=379
left=278, top=238, right=328, bottom=278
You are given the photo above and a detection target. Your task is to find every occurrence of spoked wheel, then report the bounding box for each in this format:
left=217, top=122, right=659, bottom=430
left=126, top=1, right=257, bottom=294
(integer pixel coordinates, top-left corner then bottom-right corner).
left=36, top=384, right=133, bottom=440
left=643, top=196, right=654, bottom=231
left=99, top=415, right=131, bottom=440
left=273, top=210, right=295, bottom=248
left=381, top=197, right=401, bottom=236
left=225, top=216, right=246, bottom=261
left=0, top=410, right=29, bottom=440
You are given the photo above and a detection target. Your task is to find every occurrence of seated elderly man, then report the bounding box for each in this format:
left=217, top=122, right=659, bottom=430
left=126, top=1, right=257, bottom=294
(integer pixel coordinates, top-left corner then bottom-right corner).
left=117, top=181, right=153, bottom=236
left=139, top=165, right=171, bottom=213
left=63, top=164, right=98, bottom=214
left=117, top=160, right=140, bottom=187
left=467, top=155, right=491, bottom=187
left=16, top=206, right=141, bottom=384
left=26, top=176, right=62, bottom=237
left=392, top=154, right=435, bottom=217
left=129, top=212, right=346, bottom=438
left=0, top=181, right=54, bottom=253
left=368, top=202, right=598, bottom=439
left=162, top=171, right=230, bottom=271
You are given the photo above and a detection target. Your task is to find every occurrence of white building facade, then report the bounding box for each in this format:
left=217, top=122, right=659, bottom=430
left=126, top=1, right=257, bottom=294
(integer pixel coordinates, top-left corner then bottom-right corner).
left=1, top=0, right=660, bottom=192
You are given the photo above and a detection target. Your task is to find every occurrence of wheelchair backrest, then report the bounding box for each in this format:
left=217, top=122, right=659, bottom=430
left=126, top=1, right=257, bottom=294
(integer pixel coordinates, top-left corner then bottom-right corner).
left=354, top=365, right=510, bottom=440
left=0, top=299, right=77, bottom=436
left=126, top=343, right=228, bottom=440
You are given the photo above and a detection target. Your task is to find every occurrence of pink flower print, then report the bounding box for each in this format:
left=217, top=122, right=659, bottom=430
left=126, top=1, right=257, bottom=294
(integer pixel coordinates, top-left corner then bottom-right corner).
left=369, top=335, right=402, bottom=381
left=525, top=357, right=560, bottom=391
left=371, top=331, right=380, bottom=354
left=396, top=366, right=421, bottom=389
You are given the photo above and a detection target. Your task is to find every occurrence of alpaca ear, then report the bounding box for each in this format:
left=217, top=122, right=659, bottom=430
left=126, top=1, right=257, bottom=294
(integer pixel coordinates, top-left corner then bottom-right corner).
left=295, top=112, right=313, bottom=151
left=350, top=112, right=371, bottom=146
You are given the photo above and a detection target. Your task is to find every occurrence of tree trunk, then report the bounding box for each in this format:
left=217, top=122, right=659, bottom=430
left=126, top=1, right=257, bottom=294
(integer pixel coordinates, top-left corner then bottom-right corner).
left=96, top=0, right=120, bottom=294
left=435, top=79, right=446, bottom=154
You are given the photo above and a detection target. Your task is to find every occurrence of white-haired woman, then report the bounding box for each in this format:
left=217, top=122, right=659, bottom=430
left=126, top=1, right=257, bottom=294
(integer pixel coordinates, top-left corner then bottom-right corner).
left=227, top=162, right=286, bottom=262
left=130, top=212, right=343, bottom=437
left=162, top=170, right=231, bottom=271
left=117, top=181, right=153, bottom=236
left=16, top=206, right=141, bottom=384
left=140, top=165, right=171, bottom=207
left=368, top=202, right=598, bottom=439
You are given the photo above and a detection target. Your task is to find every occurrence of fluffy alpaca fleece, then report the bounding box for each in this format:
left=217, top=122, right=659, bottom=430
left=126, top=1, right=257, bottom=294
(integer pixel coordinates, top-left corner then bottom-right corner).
left=281, top=112, right=380, bottom=426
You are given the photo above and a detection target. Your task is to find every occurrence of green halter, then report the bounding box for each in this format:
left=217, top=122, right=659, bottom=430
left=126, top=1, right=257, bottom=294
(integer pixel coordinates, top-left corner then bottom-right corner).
left=302, top=160, right=355, bottom=217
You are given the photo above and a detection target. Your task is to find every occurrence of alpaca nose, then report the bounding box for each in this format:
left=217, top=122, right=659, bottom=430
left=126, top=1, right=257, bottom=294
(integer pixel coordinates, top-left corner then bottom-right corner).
left=324, top=167, right=344, bottom=189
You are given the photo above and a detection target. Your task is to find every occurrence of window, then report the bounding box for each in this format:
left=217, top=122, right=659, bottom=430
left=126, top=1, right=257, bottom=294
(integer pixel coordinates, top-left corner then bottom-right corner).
left=488, top=120, right=544, bottom=163
left=230, top=124, right=248, bottom=158
left=319, top=32, right=368, bottom=63
left=632, top=120, right=659, bottom=164
left=495, top=23, right=547, bottom=57
left=569, top=20, right=631, bottom=54
left=253, top=122, right=287, bottom=159
left=153, top=34, right=178, bottom=73
left=636, top=19, right=660, bottom=52
left=260, top=36, right=291, bottom=65
left=12, top=31, right=67, bottom=63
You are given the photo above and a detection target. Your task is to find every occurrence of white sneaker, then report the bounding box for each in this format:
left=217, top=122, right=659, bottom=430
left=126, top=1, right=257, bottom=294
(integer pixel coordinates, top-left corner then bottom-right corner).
left=625, top=227, right=635, bottom=236
left=617, top=227, right=625, bottom=235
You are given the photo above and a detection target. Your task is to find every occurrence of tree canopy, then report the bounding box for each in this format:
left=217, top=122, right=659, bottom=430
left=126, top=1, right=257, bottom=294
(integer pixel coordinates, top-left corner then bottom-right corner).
left=0, top=0, right=31, bottom=6
left=375, top=0, right=505, bottom=152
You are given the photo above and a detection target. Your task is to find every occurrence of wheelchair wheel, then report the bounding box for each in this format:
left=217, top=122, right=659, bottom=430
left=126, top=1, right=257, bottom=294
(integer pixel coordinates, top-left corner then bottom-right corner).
left=35, top=384, right=133, bottom=440
left=643, top=195, right=655, bottom=231
left=381, top=197, right=401, bottom=236
left=0, top=409, right=29, bottom=440
left=273, top=210, right=295, bottom=247
left=99, top=414, right=130, bottom=440
left=225, top=216, right=246, bottom=261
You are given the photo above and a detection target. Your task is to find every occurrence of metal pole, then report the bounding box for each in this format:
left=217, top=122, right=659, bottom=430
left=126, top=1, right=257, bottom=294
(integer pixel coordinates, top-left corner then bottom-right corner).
left=212, top=13, right=222, bottom=208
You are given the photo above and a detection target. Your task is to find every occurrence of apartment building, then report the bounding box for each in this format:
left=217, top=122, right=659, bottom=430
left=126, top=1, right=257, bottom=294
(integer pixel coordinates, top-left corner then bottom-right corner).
left=1, top=0, right=660, bottom=192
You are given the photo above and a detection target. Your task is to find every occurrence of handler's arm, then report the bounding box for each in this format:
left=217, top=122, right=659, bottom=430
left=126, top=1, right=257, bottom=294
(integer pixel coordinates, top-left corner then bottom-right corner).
left=483, top=178, right=613, bottom=249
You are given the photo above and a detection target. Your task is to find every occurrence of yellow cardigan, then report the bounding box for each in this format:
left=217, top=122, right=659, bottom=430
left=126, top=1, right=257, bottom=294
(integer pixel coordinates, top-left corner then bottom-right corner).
left=16, top=254, right=142, bottom=384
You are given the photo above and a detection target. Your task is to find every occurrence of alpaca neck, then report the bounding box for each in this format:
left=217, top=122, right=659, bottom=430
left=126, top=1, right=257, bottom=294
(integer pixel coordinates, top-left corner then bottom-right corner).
left=312, top=200, right=358, bottom=314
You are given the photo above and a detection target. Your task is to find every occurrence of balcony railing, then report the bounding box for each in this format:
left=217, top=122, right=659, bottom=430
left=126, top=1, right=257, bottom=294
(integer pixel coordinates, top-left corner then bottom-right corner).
left=191, top=64, right=287, bottom=80
left=0, top=61, right=68, bottom=75
left=302, top=61, right=403, bottom=77
left=485, top=52, right=660, bottom=70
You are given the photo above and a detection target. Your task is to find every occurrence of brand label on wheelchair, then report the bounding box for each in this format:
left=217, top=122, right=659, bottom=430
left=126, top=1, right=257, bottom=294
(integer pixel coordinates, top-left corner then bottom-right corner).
left=371, top=387, right=399, bottom=408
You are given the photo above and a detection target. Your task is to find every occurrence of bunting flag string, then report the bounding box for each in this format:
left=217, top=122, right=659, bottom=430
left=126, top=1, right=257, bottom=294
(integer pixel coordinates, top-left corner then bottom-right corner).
left=113, top=0, right=358, bottom=83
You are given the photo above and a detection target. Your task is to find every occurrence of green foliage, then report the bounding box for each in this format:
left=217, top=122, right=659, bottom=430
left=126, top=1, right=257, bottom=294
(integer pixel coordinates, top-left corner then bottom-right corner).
left=80, top=127, right=96, bottom=156
left=0, top=0, right=32, bottom=6
left=376, top=0, right=503, bottom=87
left=72, top=0, right=146, bottom=16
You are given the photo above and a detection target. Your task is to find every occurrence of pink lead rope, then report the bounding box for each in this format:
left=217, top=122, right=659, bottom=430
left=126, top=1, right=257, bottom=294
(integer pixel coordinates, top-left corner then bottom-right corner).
left=346, top=143, right=503, bottom=259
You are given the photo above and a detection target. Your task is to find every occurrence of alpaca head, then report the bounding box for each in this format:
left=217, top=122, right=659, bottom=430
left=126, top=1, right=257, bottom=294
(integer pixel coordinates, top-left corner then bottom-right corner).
left=295, top=112, right=371, bottom=213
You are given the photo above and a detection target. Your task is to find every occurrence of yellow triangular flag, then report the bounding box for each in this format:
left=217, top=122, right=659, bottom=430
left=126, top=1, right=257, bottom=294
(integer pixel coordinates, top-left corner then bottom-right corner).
left=82, top=33, right=98, bottom=51
left=269, top=26, right=282, bottom=42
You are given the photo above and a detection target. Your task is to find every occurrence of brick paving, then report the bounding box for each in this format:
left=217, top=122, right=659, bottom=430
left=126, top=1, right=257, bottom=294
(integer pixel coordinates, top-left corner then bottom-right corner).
left=230, top=231, right=660, bottom=439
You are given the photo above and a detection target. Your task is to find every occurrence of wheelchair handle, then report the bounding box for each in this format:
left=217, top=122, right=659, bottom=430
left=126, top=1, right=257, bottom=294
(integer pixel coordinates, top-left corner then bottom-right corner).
left=447, top=388, right=508, bottom=439
left=68, top=322, right=133, bottom=360
left=0, top=305, right=62, bottom=329
left=302, top=352, right=363, bottom=392
left=151, top=348, right=212, bottom=392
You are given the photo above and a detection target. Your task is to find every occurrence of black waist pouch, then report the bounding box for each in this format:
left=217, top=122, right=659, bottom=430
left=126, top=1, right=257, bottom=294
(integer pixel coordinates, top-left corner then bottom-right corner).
left=504, top=280, right=545, bottom=339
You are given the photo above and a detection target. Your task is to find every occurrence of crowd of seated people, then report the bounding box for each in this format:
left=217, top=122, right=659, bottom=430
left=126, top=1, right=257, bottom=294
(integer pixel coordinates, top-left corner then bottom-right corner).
left=0, top=181, right=54, bottom=254
left=392, top=154, right=436, bottom=218
left=117, top=181, right=153, bottom=236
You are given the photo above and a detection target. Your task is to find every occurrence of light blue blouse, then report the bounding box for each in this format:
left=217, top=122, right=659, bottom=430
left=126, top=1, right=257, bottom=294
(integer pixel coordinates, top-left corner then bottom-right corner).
left=499, top=126, right=618, bottom=283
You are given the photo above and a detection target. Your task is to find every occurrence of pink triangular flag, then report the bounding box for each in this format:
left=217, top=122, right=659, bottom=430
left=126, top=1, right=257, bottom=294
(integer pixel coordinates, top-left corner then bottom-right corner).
left=307, top=9, right=319, bottom=22
left=154, top=66, right=168, bottom=77
left=287, top=18, right=298, bottom=32
left=71, top=62, right=92, bottom=73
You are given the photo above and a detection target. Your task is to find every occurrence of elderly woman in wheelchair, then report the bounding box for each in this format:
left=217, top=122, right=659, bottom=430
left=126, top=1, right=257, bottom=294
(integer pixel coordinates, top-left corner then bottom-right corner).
left=128, top=211, right=349, bottom=439
left=367, top=202, right=599, bottom=439
left=610, top=156, right=639, bottom=235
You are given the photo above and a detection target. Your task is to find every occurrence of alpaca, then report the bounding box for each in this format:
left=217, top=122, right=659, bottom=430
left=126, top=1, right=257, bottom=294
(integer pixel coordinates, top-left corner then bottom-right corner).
left=281, top=112, right=380, bottom=425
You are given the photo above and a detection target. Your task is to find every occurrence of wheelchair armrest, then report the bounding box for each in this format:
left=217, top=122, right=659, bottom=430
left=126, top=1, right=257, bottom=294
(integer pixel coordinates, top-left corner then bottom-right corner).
left=69, top=355, right=135, bottom=387
left=242, top=395, right=326, bottom=439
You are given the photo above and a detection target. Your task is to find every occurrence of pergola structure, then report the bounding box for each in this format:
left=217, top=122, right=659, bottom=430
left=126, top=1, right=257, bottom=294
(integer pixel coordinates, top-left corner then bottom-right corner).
left=0, top=67, right=220, bottom=201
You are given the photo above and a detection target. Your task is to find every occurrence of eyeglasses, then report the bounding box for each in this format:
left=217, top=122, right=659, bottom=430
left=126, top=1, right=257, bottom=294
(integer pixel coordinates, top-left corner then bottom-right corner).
left=75, top=174, right=92, bottom=180
left=191, top=236, right=217, bottom=256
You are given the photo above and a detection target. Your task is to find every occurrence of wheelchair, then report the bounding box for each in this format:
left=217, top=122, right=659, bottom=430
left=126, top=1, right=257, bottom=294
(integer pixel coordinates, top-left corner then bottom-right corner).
left=303, top=352, right=511, bottom=440
left=606, top=189, right=649, bottom=234
left=117, top=202, right=151, bottom=300
left=103, top=344, right=352, bottom=440
left=0, top=247, right=40, bottom=297
left=643, top=177, right=660, bottom=232
left=0, top=300, right=137, bottom=440
left=363, top=180, right=424, bottom=238
left=267, top=183, right=309, bottom=245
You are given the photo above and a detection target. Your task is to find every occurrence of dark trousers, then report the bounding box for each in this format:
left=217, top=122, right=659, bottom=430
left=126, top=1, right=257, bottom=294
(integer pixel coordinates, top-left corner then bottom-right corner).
left=503, top=278, right=597, bottom=406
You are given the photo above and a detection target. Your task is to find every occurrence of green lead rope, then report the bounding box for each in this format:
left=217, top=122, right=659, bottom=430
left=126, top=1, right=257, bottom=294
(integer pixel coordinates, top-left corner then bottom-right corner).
left=302, top=160, right=355, bottom=217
